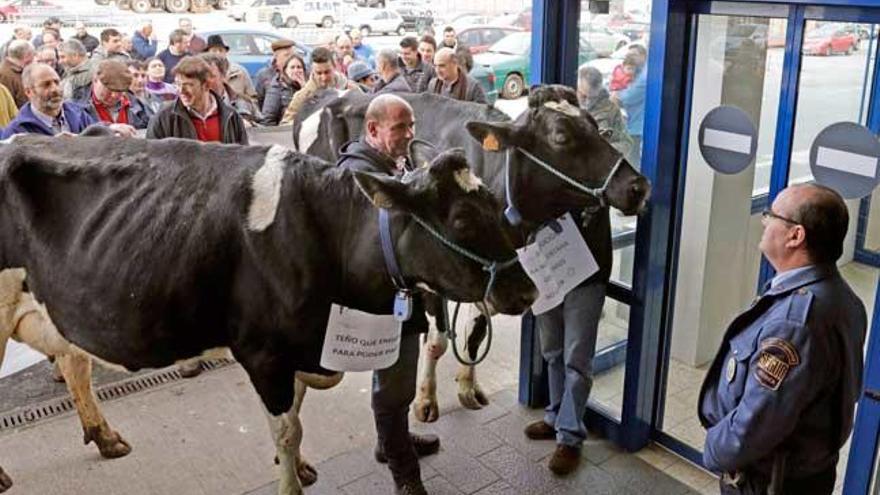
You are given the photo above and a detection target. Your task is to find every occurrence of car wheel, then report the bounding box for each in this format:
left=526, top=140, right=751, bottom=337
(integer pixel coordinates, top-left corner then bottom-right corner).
left=501, top=73, right=524, bottom=99
left=117, top=0, right=132, bottom=8
left=321, top=16, right=333, bottom=28
left=397, top=25, right=406, bottom=35
left=286, top=16, right=299, bottom=28
left=360, top=26, right=371, bottom=37
left=164, top=0, right=190, bottom=13
left=215, top=0, right=231, bottom=8
left=95, top=0, right=112, bottom=4
left=130, top=0, right=152, bottom=13
left=191, top=0, right=209, bottom=9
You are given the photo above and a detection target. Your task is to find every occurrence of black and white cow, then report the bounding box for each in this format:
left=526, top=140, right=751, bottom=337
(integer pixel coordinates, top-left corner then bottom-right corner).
left=292, top=85, right=651, bottom=422
left=0, top=134, right=536, bottom=495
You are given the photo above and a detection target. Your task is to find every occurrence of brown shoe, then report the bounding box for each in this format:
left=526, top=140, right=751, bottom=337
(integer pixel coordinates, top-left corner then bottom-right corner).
left=548, top=444, right=581, bottom=476
left=524, top=420, right=556, bottom=440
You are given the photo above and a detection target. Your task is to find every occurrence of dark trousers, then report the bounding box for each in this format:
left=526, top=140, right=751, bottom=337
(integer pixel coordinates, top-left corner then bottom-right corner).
left=372, top=330, right=420, bottom=483
left=719, top=463, right=837, bottom=495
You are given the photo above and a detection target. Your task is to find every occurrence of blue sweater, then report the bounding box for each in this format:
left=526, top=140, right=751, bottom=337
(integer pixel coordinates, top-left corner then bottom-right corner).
left=132, top=31, right=158, bottom=60
left=157, top=49, right=187, bottom=84
left=0, top=102, right=98, bottom=138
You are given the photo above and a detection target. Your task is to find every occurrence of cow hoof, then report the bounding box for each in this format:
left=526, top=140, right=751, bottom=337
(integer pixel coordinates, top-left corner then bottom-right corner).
left=414, top=397, right=439, bottom=423
left=296, top=459, right=318, bottom=486
left=458, top=385, right=489, bottom=410
left=0, top=467, right=12, bottom=492
left=88, top=428, right=132, bottom=459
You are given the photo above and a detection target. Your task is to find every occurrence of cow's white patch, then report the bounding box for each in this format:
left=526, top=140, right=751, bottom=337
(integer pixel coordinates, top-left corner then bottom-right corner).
left=0, top=134, right=20, bottom=145
left=247, top=145, right=287, bottom=232
left=544, top=100, right=581, bottom=117
left=298, top=110, right=322, bottom=153
left=453, top=168, right=483, bottom=193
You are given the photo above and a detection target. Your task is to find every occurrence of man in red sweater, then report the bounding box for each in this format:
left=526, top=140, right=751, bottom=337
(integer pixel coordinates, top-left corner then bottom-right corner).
left=145, top=56, right=247, bottom=145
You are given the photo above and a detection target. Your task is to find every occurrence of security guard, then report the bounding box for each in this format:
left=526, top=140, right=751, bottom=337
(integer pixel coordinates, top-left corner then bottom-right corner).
left=698, top=184, right=867, bottom=495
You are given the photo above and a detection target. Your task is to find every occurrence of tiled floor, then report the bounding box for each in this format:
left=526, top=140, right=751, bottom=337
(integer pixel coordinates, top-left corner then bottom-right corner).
left=244, top=389, right=709, bottom=495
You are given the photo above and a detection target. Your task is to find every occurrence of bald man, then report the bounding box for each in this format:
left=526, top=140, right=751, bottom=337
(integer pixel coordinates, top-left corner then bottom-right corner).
left=336, top=94, right=437, bottom=495
left=699, top=184, right=866, bottom=494
left=426, top=47, right=486, bottom=103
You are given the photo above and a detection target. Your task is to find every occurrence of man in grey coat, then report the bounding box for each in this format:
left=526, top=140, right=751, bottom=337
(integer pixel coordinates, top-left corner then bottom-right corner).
left=372, top=49, right=411, bottom=95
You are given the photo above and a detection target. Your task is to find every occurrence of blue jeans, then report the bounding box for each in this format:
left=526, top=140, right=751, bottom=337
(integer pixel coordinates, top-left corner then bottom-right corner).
left=372, top=330, right=420, bottom=483
left=535, top=281, right=606, bottom=447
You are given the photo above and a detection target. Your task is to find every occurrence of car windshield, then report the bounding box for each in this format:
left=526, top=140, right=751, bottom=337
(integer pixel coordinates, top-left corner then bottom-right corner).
left=487, top=32, right=530, bottom=55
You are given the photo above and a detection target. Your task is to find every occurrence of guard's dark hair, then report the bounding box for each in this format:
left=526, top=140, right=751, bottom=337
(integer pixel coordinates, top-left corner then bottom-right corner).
left=792, top=184, right=849, bottom=263
left=311, top=46, right=333, bottom=65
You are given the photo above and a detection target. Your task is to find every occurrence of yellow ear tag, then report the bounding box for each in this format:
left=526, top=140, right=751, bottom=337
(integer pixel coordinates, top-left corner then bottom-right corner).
left=482, top=133, right=500, bottom=151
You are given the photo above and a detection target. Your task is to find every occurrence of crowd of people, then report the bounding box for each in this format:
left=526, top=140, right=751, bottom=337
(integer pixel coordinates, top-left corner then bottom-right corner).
left=0, top=18, right=500, bottom=147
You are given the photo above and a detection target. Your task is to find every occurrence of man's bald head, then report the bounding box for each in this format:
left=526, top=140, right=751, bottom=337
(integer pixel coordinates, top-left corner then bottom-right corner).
left=365, top=94, right=415, bottom=160
left=433, top=47, right=459, bottom=83
left=365, top=94, right=413, bottom=126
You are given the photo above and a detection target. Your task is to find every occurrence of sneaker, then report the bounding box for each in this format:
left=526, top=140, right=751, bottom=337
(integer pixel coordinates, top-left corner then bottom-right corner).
left=548, top=444, right=581, bottom=475
left=178, top=359, right=203, bottom=378
left=394, top=477, right=428, bottom=495
left=524, top=420, right=556, bottom=440
left=375, top=433, right=440, bottom=463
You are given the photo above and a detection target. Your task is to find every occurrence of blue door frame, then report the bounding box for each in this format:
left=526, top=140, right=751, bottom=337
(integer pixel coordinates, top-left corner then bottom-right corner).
left=519, top=0, right=880, bottom=485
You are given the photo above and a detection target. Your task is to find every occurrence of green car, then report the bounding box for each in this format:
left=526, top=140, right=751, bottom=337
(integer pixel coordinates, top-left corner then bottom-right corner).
left=474, top=32, right=599, bottom=99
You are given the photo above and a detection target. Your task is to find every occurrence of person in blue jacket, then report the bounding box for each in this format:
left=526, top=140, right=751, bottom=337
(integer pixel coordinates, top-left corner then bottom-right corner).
left=698, top=184, right=867, bottom=495
left=131, top=20, right=158, bottom=61
left=1, top=63, right=134, bottom=138
left=612, top=44, right=647, bottom=169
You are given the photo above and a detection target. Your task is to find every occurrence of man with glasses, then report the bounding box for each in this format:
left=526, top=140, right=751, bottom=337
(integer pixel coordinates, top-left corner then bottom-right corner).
left=699, top=184, right=866, bottom=495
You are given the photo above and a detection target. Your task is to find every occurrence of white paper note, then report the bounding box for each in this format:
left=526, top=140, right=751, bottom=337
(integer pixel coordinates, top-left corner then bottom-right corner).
left=516, top=213, right=598, bottom=315
left=320, top=305, right=401, bottom=372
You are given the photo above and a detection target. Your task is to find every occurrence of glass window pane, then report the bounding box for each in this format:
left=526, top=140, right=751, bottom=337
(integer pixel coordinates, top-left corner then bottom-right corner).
left=589, top=298, right=629, bottom=420
left=662, top=14, right=785, bottom=450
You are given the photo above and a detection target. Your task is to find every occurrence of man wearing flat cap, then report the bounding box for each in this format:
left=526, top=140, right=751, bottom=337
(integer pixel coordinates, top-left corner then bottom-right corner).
left=81, top=60, right=150, bottom=130
left=205, top=34, right=256, bottom=102
left=254, top=38, right=296, bottom=107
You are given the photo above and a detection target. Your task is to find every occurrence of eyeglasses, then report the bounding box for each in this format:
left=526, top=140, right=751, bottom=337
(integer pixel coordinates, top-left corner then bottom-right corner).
left=761, top=208, right=799, bottom=225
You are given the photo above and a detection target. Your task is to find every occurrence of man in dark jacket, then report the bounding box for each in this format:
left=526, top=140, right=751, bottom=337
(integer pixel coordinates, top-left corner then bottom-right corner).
left=146, top=56, right=247, bottom=145
left=336, top=94, right=438, bottom=495
left=398, top=36, right=427, bottom=91
left=372, top=49, right=411, bottom=95
left=426, top=47, right=486, bottom=104
left=79, top=60, right=151, bottom=130
left=1, top=63, right=134, bottom=138
left=254, top=38, right=296, bottom=108
left=72, top=21, right=99, bottom=56
left=0, top=39, right=33, bottom=108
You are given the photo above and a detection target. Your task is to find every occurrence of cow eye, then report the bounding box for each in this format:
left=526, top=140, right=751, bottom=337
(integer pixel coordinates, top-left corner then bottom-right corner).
left=452, top=217, right=469, bottom=231
left=552, top=132, right=569, bottom=145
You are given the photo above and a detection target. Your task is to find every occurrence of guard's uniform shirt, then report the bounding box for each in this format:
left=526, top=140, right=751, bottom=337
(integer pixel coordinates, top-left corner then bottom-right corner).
left=698, top=264, right=866, bottom=490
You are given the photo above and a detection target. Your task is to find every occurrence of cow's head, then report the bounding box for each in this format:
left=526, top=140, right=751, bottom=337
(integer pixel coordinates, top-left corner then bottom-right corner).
left=466, top=85, right=650, bottom=220
left=353, top=150, right=537, bottom=315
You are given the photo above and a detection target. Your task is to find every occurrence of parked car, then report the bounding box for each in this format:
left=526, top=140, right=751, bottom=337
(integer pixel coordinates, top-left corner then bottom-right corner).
left=580, top=23, right=629, bottom=56
left=394, top=8, right=432, bottom=34
left=201, top=28, right=312, bottom=78
left=447, top=12, right=493, bottom=31
left=474, top=31, right=598, bottom=99
left=469, top=63, right=497, bottom=104
left=343, top=8, right=406, bottom=36
left=3, top=0, right=119, bottom=24
left=231, top=0, right=344, bottom=27
left=110, top=0, right=230, bottom=13
left=803, top=23, right=858, bottom=55
left=456, top=25, right=521, bottom=54
left=585, top=41, right=645, bottom=87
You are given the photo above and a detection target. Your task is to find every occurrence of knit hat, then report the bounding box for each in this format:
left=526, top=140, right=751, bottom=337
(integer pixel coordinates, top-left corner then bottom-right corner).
left=347, top=60, right=375, bottom=82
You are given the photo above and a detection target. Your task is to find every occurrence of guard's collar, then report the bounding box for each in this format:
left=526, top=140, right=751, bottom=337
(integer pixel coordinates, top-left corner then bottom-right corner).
left=764, top=263, right=836, bottom=296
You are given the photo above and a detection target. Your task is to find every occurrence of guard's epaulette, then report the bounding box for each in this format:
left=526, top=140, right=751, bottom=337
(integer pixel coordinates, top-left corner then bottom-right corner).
left=785, top=287, right=814, bottom=324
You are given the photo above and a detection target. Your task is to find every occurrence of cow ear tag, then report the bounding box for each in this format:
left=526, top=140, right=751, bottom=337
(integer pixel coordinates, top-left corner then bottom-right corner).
left=394, top=290, right=413, bottom=322
left=482, top=133, right=500, bottom=151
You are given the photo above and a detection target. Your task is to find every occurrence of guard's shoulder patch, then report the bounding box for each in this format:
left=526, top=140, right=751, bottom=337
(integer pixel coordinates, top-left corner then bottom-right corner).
left=754, top=337, right=800, bottom=390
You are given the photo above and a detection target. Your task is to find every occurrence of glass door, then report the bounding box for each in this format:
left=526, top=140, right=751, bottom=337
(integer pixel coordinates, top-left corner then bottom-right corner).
left=655, top=5, right=880, bottom=491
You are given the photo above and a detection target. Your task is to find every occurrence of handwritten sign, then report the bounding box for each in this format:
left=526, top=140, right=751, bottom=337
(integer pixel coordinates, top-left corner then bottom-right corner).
left=320, top=305, right=401, bottom=372
left=516, top=213, right=598, bottom=315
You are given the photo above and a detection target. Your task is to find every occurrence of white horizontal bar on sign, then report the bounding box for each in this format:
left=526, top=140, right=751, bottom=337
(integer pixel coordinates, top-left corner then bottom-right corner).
left=703, top=128, right=753, bottom=155
left=816, top=146, right=878, bottom=179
